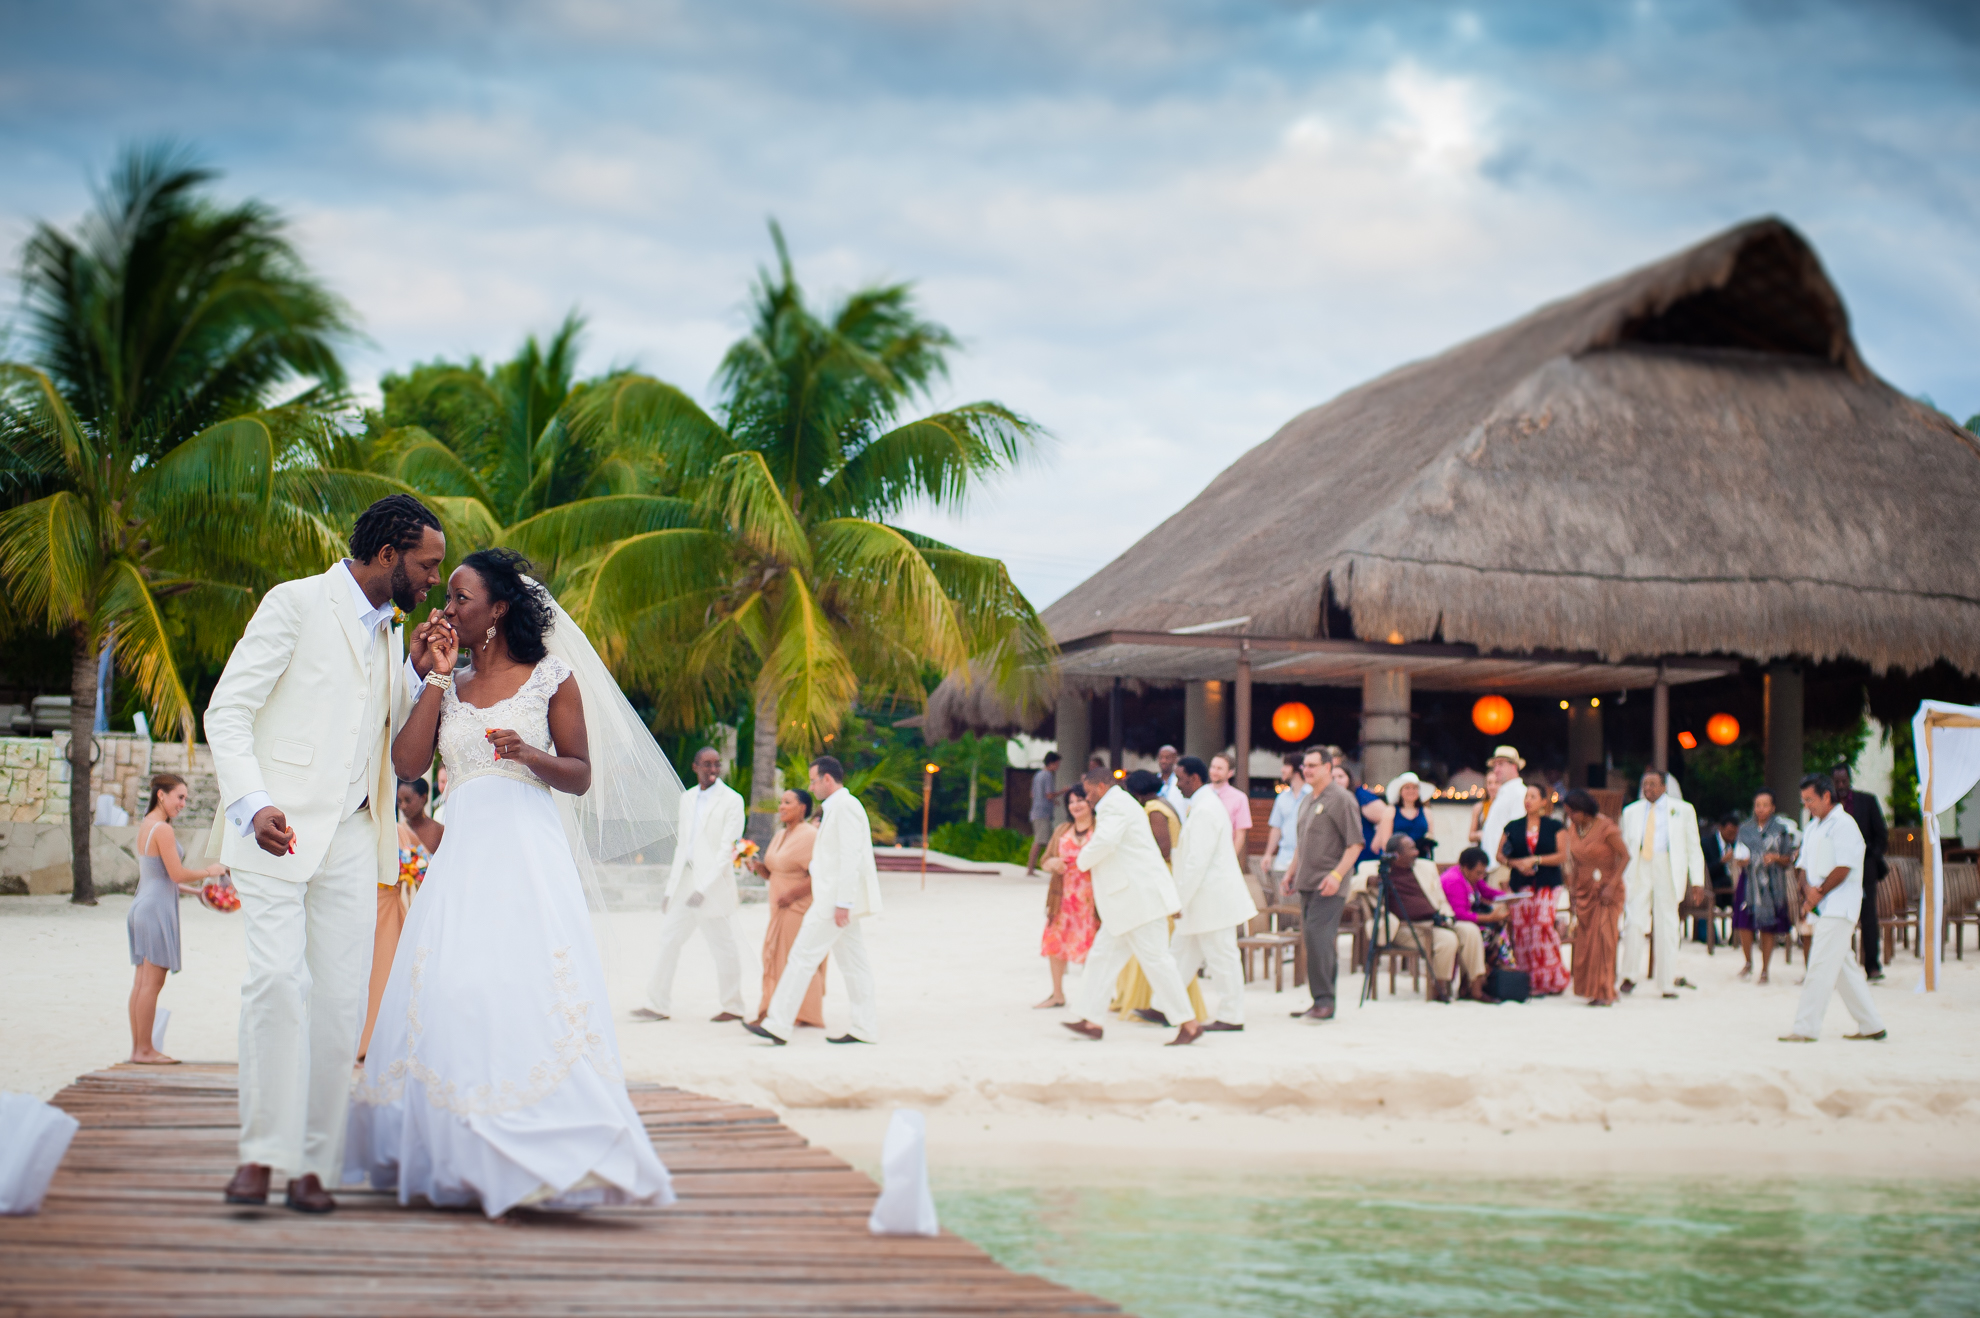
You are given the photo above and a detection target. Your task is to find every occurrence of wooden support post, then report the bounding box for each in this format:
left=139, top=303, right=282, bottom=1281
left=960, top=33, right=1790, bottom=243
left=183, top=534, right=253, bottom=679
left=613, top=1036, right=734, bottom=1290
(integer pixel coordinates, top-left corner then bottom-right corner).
left=1763, top=662, right=1804, bottom=812
left=1108, top=678, right=1124, bottom=772
left=1234, top=642, right=1252, bottom=795
left=1652, top=664, right=1670, bottom=774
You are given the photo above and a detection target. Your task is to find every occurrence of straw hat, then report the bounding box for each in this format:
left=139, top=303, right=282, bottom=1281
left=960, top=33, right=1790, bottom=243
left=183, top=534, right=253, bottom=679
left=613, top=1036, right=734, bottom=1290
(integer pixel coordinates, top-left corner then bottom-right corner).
left=1384, top=772, right=1425, bottom=806
left=1488, top=745, right=1526, bottom=769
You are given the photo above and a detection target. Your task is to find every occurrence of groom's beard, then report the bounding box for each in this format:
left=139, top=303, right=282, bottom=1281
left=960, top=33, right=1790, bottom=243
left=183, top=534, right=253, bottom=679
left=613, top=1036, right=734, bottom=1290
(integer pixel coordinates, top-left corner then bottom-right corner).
left=390, top=560, right=422, bottom=613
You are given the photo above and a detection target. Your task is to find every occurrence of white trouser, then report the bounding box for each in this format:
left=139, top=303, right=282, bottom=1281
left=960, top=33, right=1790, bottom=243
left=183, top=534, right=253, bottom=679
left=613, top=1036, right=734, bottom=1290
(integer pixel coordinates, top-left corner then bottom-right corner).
left=1078, top=915, right=1193, bottom=1029
left=645, top=899, right=746, bottom=1017
left=1621, top=854, right=1680, bottom=991
left=233, top=808, right=377, bottom=1180
left=1171, top=926, right=1245, bottom=1025
left=764, top=904, right=876, bottom=1041
left=1792, top=914, right=1886, bottom=1038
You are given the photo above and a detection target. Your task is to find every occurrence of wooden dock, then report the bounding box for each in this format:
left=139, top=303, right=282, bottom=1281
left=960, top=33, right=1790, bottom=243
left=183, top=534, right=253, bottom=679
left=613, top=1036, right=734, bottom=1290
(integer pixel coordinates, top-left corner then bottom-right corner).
left=0, top=1064, right=1119, bottom=1317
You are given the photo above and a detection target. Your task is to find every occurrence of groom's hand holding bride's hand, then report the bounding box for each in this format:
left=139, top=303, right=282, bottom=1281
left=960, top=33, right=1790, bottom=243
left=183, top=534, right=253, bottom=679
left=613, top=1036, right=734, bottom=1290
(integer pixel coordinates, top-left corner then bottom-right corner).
left=410, top=615, right=459, bottom=678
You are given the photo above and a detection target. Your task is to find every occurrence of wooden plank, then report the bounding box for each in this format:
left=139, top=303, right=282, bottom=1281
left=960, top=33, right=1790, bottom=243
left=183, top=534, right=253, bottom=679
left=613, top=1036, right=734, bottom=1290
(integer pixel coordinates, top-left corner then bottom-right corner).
left=0, top=1064, right=1120, bottom=1317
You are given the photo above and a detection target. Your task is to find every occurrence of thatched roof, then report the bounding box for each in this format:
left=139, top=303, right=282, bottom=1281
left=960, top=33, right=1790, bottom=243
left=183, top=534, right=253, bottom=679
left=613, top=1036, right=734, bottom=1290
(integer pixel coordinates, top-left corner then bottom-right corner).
left=1040, top=218, right=1980, bottom=676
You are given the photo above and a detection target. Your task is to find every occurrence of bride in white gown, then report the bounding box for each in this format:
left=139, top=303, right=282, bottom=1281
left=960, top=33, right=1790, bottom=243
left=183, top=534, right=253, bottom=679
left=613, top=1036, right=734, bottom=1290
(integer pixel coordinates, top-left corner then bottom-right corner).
left=346, top=548, right=676, bottom=1216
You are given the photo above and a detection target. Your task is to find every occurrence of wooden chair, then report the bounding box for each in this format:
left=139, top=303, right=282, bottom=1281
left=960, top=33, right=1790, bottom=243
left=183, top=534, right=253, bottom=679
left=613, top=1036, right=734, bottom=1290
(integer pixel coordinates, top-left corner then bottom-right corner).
left=1238, top=933, right=1302, bottom=991
left=1360, top=910, right=1430, bottom=1000
left=1888, top=856, right=1925, bottom=956
left=1945, top=863, right=1980, bottom=959
left=1876, top=871, right=1911, bottom=966
left=1679, top=884, right=1718, bottom=953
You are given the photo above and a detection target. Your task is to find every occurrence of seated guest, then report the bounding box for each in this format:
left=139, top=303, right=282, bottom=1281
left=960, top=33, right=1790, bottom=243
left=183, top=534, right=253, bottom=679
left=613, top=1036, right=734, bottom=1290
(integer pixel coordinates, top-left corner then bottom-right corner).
left=1374, top=834, right=1497, bottom=1003
left=1440, top=845, right=1515, bottom=970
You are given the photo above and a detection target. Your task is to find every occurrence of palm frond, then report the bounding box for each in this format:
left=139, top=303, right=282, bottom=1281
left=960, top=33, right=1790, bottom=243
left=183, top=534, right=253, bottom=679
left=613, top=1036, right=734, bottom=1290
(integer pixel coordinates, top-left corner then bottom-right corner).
left=811, top=517, right=966, bottom=673
left=0, top=491, right=99, bottom=628
left=99, top=558, right=195, bottom=741
left=700, top=451, right=811, bottom=568
left=762, top=569, right=858, bottom=751
left=821, top=403, right=1043, bottom=520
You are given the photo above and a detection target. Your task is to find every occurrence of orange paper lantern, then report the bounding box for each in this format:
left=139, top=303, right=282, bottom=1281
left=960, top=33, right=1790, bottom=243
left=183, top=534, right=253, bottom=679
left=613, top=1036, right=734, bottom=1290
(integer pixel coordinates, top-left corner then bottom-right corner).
left=1271, top=701, right=1314, bottom=743
left=1706, top=713, right=1740, bottom=746
left=1471, top=695, right=1513, bottom=736
left=1677, top=730, right=1699, bottom=750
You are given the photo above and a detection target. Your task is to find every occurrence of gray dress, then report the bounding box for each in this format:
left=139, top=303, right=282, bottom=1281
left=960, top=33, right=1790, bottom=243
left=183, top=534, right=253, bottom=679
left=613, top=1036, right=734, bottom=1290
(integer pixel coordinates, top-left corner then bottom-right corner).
left=127, top=823, right=184, bottom=973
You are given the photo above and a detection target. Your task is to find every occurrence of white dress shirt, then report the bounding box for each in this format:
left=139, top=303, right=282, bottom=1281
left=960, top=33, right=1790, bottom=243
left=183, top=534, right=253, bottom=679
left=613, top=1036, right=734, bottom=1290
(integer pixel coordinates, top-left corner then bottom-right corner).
left=225, top=560, right=422, bottom=836
left=1797, top=807, right=1867, bottom=920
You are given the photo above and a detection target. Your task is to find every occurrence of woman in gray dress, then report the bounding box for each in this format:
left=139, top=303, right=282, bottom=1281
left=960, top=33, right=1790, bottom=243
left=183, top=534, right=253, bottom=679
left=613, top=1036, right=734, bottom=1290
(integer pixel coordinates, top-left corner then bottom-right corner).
left=128, top=773, right=229, bottom=1064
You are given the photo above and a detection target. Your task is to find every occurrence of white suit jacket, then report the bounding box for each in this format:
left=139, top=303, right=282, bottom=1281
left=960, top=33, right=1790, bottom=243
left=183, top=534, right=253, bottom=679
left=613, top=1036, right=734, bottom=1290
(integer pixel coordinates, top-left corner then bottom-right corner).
left=813, top=788, right=883, bottom=918
left=665, top=779, right=747, bottom=916
left=203, top=566, right=411, bottom=883
left=1173, top=785, right=1259, bottom=935
left=1620, top=796, right=1709, bottom=902
left=1077, top=786, right=1181, bottom=933
left=1480, top=777, right=1527, bottom=863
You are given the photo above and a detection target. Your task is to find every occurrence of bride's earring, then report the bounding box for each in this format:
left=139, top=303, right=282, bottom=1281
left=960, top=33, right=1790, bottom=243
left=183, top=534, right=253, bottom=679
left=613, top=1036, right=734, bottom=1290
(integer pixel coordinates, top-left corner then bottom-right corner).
left=484, top=626, right=496, bottom=644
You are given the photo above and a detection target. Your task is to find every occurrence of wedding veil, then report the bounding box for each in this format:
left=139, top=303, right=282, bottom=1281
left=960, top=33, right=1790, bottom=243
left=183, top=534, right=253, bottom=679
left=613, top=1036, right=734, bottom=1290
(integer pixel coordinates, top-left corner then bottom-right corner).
left=529, top=579, right=684, bottom=913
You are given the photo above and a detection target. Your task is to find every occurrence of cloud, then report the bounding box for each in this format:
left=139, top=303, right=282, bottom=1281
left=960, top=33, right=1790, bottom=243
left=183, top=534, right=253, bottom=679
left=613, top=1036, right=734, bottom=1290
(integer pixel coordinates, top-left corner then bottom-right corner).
left=1, top=0, right=1975, bottom=608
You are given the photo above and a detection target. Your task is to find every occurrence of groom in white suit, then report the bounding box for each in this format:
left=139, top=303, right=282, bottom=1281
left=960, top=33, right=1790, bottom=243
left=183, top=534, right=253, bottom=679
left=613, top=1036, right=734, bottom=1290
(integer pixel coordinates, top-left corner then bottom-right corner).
left=204, top=496, right=447, bottom=1213
left=747, top=755, right=882, bottom=1045
left=633, top=747, right=749, bottom=1023
left=1170, top=756, right=1259, bottom=1031
left=1619, top=766, right=1708, bottom=998
left=1064, top=763, right=1205, bottom=1046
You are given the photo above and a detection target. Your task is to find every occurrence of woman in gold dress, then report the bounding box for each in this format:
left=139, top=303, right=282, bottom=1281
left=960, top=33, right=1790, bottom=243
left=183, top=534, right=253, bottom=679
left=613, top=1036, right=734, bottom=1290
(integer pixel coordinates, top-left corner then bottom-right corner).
left=751, top=789, right=827, bottom=1029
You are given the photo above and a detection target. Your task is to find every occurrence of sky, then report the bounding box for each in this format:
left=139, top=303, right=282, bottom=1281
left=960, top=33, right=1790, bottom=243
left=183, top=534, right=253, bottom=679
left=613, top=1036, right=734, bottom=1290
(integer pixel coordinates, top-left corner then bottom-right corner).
left=2, top=0, right=1976, bottom=607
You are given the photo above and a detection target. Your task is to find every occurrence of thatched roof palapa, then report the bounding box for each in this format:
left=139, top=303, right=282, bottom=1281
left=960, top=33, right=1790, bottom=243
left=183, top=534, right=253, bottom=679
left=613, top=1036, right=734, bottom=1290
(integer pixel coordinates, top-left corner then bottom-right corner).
left=925, top=219, right=1980, bottom=741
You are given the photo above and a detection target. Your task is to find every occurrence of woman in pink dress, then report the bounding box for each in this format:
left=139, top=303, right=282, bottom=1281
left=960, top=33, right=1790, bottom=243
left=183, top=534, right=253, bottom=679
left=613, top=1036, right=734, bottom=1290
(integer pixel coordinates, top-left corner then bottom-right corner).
left=1036, top=784, right=1098, bottom=1008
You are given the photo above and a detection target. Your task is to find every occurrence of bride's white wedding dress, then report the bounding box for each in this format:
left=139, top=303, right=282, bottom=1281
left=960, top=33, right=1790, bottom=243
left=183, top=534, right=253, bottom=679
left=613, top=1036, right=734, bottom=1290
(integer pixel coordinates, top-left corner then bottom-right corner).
left=345, top=656, right=673, bottom=1217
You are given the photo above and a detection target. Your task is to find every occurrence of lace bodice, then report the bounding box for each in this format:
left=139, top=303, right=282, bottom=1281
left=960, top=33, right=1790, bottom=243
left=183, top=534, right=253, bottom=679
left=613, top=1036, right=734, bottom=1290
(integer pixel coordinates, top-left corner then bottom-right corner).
left=437, top=657, right=574, bottom=792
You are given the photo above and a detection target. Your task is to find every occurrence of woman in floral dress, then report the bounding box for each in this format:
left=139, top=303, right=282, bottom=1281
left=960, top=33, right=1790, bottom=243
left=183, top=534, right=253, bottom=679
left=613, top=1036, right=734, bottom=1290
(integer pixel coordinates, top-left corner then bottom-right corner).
left=1036, top=785, right=1098, bottom=1008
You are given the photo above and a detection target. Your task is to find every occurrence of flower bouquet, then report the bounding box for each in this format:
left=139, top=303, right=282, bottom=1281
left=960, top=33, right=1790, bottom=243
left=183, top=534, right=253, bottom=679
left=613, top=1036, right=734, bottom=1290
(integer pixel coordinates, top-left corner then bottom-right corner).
left=200, top=879, right=241, bottom=913
left=732, top=838, right=760, bottom=871
left=399, top=848, right=429, bottom=890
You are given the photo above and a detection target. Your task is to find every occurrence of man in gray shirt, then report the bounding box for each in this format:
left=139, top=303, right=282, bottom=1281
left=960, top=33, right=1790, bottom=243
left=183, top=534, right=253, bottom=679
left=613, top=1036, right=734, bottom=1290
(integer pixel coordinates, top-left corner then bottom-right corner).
left=1025, top=752, right=1063, bottom=875
left=1283, top=745, right=1366, bottom=1021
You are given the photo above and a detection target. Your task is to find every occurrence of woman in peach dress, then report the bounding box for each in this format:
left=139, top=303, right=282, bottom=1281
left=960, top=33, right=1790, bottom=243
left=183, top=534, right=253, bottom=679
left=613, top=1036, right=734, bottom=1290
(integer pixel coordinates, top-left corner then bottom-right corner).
left=752, top=789, right=827, bottom=1029
left=1037, top=784, right=1099, bottom=1008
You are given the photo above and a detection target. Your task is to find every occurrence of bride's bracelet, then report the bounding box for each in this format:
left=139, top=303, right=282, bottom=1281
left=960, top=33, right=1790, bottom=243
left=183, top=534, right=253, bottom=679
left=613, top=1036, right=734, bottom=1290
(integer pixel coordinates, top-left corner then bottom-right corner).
left=425, top=672, right=454, bottom=692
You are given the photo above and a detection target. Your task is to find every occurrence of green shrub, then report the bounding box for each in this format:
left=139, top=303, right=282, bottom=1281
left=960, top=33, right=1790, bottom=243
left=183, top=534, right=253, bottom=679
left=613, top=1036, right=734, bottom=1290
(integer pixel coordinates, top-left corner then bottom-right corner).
left=927, top=819, right=1033, bottom=865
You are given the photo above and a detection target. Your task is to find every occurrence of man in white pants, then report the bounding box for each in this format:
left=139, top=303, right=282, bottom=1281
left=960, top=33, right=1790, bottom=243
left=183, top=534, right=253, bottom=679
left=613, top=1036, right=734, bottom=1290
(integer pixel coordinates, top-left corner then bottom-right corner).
left=746, top=755, right=881, bottom=1045
left=633, top=747, right=748, bottom=1023
left=1781, top=775, right=1888, bottom=1043
left=1170, top=756, right=1258, bottom=1031
left=204, top=496, right=446, bottom=1213
left=1619, top=767, right=1707, bottom=998
left=1063, top=764, right=1205, bottom=1046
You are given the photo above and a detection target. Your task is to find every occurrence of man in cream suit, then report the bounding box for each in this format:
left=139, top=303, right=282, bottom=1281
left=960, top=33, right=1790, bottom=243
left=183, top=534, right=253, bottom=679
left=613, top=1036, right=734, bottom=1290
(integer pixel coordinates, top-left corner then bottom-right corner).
left=1063, top=763, right=1205, bottom=1046
left=204, top=496, right=446, bottom=1213
left=1477, top=746, right=1528, bottom=884
left=747, top=755, right=882, bottom=1045
left=1619, top=766, right=1707, bottom=998
left=633, top=747, right=748, bottom=1023
left=1170, top=756, right=1258, bottom=1031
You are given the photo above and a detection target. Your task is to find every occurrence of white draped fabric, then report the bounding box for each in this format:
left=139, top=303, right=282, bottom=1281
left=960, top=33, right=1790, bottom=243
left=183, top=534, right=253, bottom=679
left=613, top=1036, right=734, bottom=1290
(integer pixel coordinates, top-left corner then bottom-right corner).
left=1912, top=701, right=1980, bottom=993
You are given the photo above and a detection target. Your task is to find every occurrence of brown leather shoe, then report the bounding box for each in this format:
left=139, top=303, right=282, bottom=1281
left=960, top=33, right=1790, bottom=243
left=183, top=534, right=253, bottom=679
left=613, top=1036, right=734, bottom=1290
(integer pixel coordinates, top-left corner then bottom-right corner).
left=1061, top=1019, right=1104, bottom=1041
left=1203, top=1021, right=1244, bottom=1032
left=224, top=1162, right=270, bottom=1205
left=1166, top=1020, right=1205, bottom=1047
left=284, top=1173, right=336, bottom=1214
left=1293, top=1005, right=1335, bottom=1021
left=710, top=1012, right=745, bottom=1023
left=1132, top=1008, right=1171, bottom=1027
left=1430, top=981, right=1454, bottom=1003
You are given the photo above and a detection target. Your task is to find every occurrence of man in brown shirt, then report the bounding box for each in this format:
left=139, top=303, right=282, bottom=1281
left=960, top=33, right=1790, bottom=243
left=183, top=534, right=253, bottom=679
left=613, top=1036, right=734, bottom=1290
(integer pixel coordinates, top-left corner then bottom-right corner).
left=1283, top=746, right=1366, bottom=1020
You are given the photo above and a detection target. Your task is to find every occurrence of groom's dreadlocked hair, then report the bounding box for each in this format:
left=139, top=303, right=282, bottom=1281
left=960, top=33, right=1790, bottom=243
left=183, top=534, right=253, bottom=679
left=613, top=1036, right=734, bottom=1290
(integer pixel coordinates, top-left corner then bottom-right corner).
left=459, top=547, right=553, bottom=664
left=350, top=494, right=442, bottom=564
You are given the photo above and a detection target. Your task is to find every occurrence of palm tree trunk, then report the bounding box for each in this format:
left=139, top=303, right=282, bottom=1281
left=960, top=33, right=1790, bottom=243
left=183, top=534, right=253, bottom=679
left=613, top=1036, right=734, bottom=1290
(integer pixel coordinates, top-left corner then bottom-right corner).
left=68, top=631, right=99, bottom=905
left=747, top=685, right=779, bottom=845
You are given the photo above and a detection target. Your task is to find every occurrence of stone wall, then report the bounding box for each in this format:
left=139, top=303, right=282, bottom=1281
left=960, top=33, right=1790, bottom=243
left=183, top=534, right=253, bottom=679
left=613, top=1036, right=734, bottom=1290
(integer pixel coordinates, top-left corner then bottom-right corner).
left=0, top=734, right=218, bottom=896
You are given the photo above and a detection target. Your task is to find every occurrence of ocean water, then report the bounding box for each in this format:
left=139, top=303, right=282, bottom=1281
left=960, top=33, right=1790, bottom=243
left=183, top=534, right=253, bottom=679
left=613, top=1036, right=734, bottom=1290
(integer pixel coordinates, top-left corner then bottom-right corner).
left=936, top=1173, right=1980, bottom=1317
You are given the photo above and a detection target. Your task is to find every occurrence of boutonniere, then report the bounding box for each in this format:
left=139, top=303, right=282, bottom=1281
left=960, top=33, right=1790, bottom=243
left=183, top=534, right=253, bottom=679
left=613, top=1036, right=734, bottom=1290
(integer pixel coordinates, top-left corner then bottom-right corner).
left=391, top=606, right=408, bottom=627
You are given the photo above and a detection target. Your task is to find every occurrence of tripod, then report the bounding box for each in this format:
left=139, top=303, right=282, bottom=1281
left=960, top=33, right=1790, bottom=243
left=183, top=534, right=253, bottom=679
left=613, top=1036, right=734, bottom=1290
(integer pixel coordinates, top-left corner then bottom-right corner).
left=1359, top=856, right=1441, bottom=1005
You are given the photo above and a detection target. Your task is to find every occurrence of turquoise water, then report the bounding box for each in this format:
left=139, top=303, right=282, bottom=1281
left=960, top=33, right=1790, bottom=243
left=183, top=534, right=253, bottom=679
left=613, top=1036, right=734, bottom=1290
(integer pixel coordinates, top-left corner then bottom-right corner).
left=936, top=1174, right=1980, bottom=1317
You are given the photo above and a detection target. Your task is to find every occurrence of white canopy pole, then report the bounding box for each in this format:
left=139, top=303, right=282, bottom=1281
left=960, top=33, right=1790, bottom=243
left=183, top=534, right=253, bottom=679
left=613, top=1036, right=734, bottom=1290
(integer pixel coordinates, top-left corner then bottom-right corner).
left=1911, top=703, right=1980, bottom=993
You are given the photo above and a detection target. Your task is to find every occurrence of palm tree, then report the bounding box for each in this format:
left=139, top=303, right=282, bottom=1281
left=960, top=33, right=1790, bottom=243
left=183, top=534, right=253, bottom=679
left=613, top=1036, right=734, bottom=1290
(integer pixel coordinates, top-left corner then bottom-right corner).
left=517, top=224, right=1052, bottom=836
left=0, top=146, right=358, bottom=902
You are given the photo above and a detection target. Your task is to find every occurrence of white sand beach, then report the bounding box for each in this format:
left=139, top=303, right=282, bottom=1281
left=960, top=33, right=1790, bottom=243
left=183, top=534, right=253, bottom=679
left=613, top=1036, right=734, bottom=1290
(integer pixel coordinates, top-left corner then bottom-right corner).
left=6, top=864, right=1977, bottom=1178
